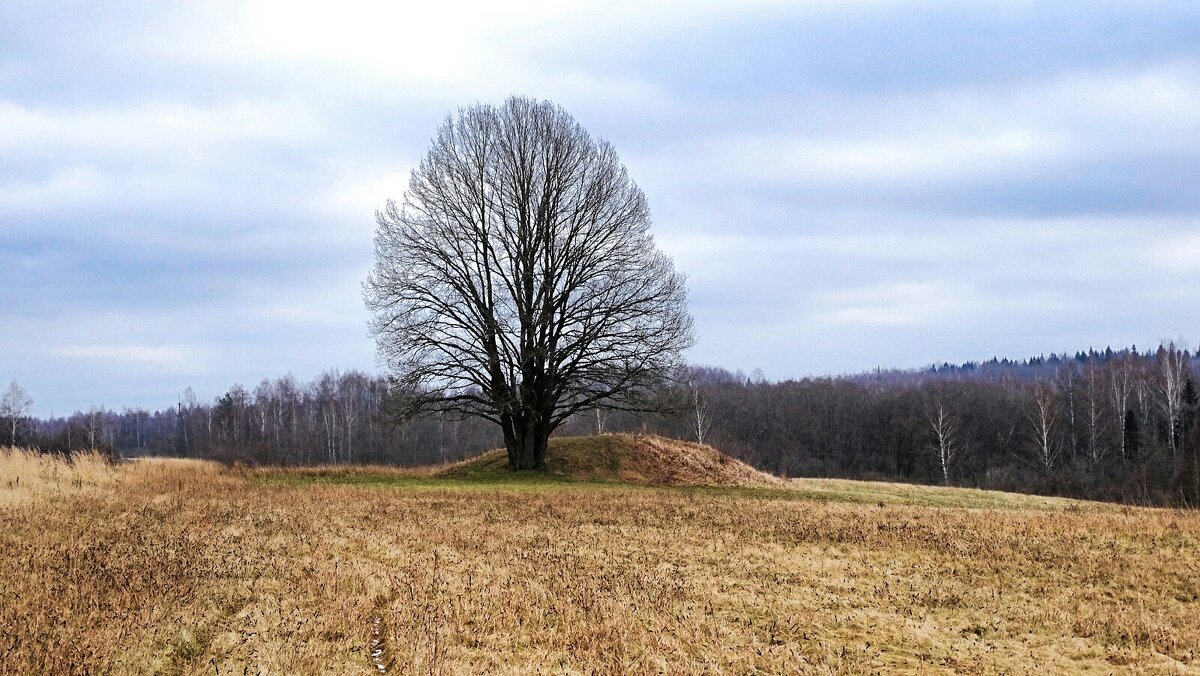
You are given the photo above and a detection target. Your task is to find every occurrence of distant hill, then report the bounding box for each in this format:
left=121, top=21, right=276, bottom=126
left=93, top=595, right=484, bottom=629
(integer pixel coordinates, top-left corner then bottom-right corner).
left=438, top=434, right=779, bottom=487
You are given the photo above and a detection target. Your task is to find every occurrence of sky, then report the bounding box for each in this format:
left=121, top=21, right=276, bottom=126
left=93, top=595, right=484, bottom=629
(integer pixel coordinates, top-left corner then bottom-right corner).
left=2, top=1, right=1199, bottom=416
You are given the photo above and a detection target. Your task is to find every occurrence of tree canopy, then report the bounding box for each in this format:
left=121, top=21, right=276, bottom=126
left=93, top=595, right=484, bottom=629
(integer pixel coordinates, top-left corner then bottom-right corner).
left=364, top=96, right=694, bottom=469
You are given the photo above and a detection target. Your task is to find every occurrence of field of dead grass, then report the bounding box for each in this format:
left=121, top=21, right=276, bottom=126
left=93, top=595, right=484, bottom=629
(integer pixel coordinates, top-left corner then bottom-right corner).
left=0, top=447, right=122, bottom=506
left=2, top=448, right=1198, bottom=674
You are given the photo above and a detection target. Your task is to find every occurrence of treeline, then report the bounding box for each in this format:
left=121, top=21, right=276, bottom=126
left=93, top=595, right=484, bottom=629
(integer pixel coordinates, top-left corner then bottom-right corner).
left=7, top=344, right=1200, bottom=506
left=653, top=345, right=1200, bottom=506
left=18, top=371, right=498, bottom=467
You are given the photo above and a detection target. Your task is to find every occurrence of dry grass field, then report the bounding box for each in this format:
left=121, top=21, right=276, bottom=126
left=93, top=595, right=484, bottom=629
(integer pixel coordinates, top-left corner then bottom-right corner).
left=2, top=438, right=1199, bottom=674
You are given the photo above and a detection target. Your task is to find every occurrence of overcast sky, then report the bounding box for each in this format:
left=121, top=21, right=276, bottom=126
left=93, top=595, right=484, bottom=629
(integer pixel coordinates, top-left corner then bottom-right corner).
left=2, top=1, right=1199, bottom=415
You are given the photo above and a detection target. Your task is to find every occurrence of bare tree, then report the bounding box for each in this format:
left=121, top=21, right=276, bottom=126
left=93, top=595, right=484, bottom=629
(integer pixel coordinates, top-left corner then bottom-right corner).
left=84, top=407, right=104, bottom=449
left=689, top=381, right=714, bottom=445
left=121, top=407, right=150, bottom=449
left=1158, top=341, right=1187, bottom=457
left=316, top=373, right=341, bottom=463
left=1055, top=364, right=1079, bottom=461
left=1135, top=373, right=1155, bottom=459
left=338, top=372, right=371, bottom=464
left=1026, top=380, right=1061, bottom=476
left=365, top=97, right=694, bottom=469
left=1109, top=354, right=1135, bottom=462
left=925, top=393, right=961, bottom=486
left=1, top=380, right=32, bottom=445
left=1081, top=362, right=1107, bottom=468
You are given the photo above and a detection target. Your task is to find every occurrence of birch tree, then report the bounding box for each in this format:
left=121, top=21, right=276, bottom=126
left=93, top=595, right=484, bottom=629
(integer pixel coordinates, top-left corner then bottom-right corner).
left=1, top=380, right=32, bottom=445
left=1081, top=362, right=1107, bottom=468
left=925, top=393, right=961, bottom=485
left=1055, top=364, right=1079, bottom=461
left=1158, top=342, right=1187, bottom=457
left=689, top=381, right=714, bottom=445
left=1026, top=380, right=1061, bottom=476
left=1109, top=355, right=1135, bottom=462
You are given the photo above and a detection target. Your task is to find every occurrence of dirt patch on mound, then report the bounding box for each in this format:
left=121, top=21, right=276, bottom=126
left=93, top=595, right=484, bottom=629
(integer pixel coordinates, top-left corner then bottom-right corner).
left=439, top=434, right=780, bottom=487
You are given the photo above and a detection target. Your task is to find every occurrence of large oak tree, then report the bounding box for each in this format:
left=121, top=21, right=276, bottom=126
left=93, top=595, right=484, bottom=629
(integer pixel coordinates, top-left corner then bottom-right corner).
left=365, top=97, right=694, bottom=469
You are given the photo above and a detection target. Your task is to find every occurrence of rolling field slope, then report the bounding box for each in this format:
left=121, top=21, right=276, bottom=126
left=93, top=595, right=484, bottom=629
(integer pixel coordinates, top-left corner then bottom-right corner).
left=2, top=441, right=1198, bottom=674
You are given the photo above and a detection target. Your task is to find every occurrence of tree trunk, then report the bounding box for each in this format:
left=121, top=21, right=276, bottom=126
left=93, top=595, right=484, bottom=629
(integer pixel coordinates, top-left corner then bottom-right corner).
left=533, top=428, right=548, bottom=468
left=501, top=414, right=518, bottom=468
left=504, top=415, right=549, bottom=470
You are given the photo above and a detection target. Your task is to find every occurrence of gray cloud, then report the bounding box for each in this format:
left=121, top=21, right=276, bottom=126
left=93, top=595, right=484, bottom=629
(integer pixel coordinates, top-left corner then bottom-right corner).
left=1, top=1, right=1198, bottom=415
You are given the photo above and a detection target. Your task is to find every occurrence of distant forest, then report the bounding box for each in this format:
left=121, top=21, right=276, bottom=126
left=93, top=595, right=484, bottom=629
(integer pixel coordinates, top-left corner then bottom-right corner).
left=8, top=343, right=1200, bottom=507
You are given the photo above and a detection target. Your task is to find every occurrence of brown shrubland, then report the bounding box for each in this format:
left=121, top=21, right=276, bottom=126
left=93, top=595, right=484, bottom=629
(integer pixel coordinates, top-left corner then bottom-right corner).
left=1, top=446, right=1198, bottom=674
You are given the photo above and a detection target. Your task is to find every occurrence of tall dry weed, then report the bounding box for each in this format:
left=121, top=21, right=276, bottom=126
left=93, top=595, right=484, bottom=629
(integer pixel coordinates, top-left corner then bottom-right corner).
left=0, top=448, right=119, bottom=506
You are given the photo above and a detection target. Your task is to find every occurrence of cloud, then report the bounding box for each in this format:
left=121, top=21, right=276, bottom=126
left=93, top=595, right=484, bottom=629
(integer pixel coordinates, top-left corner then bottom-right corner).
left=1149, top=231, right=1200, bottom=274
left=323, top=169, right=415, bottom=217
left=809, top=282, right=970, bottom=327
left=2, top=0, right=1199, bottom=410
left=0, top=98, right=324, bottom=156
left=635, top=64, right=1200, bottom=204
left=0, top=167, right=111, bottom=213
left=50, top=344, right=190, bottom=365
left=162, top=0, right=832, bottom=78
left=709, top=127, right=1062, bottom=185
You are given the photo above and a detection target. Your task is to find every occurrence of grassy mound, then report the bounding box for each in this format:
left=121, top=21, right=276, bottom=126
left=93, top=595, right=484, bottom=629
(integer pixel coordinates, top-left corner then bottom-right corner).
left=438, top=434, right=779, bottom=486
